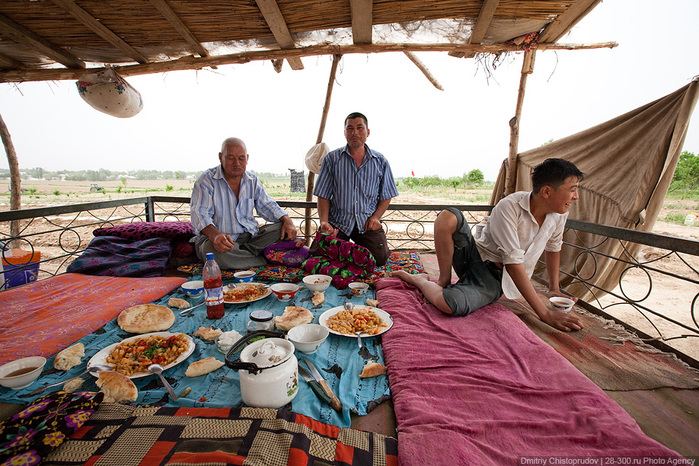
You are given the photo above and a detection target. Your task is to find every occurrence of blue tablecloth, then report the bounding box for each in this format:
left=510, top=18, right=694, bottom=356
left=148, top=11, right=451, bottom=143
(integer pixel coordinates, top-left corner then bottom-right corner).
left=0, top=278, right=390, bottom=428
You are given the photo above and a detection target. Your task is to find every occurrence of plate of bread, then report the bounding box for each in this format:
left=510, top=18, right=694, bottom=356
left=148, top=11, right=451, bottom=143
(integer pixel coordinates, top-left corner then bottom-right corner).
left=88, top=332, right=195, bottom=379
left=319, top=306, right=393, bottom=338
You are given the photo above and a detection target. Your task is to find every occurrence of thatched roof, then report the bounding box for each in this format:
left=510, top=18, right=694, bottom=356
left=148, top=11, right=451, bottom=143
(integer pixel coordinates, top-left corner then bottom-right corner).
left=0, top=0, right=613, bottom=83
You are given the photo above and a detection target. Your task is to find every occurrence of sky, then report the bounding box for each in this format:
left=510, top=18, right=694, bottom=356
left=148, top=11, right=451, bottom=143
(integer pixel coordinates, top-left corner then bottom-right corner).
left=0, top=0, right=697, bottom=182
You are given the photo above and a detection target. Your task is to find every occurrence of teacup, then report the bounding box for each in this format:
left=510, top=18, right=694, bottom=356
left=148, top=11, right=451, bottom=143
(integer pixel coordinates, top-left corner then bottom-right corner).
left=270, top=283, right=300, bottom=301
left=550, top=296, right=575, bottom=313
left=234, top=271, right=256, bottom=283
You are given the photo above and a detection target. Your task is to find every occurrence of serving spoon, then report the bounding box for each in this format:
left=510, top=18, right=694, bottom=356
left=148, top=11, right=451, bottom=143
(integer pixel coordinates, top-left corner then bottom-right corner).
left=29, top=364, right=112, bottom=396
left=148, top=364, right=179, bottom=401
left=344, top=302, right=362, bottom=350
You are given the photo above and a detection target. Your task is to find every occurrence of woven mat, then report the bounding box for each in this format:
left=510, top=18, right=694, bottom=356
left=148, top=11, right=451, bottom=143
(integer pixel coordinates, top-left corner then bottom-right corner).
left=177, top=250, right=425, bottom=283
left=502, top=297, right=699, bottom=391
left=46, top=403, right=398, bottom=466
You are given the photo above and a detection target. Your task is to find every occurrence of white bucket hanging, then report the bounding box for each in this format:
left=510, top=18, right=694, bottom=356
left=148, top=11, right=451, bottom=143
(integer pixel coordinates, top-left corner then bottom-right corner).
left=76, top=67, right=143, bottom=118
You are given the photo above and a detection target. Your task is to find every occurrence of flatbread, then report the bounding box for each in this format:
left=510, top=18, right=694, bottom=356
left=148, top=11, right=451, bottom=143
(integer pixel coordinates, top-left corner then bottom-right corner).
left=274, top=306, right=313, bottom=331
left=360, top=362, right=387, bottom=378
left=185, top=357, right=224, bottom=377
left=117, top=304, right=175, bottom=334
left=311, top=291, right=325, bottom=305
left=193, top=326, right=222, bottom=341
left=96, top=371, right=138, bottom=403
left=54, top=342, right=84, bottom=371
left=168, top=297, right=189, bottom=309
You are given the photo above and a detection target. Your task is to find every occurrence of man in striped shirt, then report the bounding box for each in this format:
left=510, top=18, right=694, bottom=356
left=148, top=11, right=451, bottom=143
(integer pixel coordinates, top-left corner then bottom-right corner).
left=312, top=112, right=398, bottom=266
left=190, top=137, right=297, bottom=269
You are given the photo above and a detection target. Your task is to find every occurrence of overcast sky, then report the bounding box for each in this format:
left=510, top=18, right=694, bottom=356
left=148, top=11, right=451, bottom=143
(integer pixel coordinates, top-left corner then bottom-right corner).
left=0, top=0, right=697, bottom=182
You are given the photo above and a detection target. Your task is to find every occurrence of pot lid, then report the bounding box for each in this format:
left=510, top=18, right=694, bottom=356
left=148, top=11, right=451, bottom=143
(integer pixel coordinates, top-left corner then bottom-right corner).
left=240, top=338, right=294, bottom=369
left=250, top=310, right=273, bottom=322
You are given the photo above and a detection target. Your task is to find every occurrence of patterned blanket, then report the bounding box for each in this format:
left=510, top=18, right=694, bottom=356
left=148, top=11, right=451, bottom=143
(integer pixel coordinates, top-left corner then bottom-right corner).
left=45, top=403, right=398, bottom=465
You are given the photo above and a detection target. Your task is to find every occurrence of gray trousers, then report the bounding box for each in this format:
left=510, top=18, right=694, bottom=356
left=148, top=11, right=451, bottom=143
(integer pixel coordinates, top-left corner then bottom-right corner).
left=194, top=222, right=283, bottom=270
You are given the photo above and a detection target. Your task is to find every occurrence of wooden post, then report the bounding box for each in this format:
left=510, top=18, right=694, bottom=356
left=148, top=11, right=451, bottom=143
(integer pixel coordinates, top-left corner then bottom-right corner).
left=304, top=54, right=341, bottom=244
left=505, top=50, right=535, bottom=196
left=0, top=112, right=20, bottom=247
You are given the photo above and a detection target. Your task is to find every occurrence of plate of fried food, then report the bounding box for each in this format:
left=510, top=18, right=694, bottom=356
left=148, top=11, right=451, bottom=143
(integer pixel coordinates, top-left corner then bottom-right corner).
left=223, top=282, right=272, bottom=304
left=319, top=305, right=393, bottom=338
left=88, top=332, right=195, bottom=379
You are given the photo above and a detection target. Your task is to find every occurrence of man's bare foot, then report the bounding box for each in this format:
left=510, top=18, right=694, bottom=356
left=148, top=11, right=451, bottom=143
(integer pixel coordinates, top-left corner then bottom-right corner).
left=389, top=270, right=431, bottom=286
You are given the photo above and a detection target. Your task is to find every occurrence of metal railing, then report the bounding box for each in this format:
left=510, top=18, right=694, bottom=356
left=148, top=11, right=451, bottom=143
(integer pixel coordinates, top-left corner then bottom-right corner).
left=1, top=196, right=697, bottom=365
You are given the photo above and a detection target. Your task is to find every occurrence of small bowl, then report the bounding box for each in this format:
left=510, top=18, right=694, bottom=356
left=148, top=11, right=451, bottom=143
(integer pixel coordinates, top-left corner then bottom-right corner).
left=181, top=280, right=204, bottom=298
left=0, top=356, right=47, bottom=390
left=349, top=282, right=369, bottom=296
left=287, top=324, right=329, bottom=354
left=303, top=274, right=332, bottom=292
left=234, top=271, right=256, bottom=283
left=550, top=296, right=575, bottom=313
left=270, top=283, right=300, bottom=302
left=216, top=330, right=244, bottom=354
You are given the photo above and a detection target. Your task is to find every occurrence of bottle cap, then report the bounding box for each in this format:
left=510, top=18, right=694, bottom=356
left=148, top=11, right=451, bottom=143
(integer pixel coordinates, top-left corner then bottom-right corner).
left=250, top=310, right=273, bottom=322
left=206, top=252, right=214, bottom=260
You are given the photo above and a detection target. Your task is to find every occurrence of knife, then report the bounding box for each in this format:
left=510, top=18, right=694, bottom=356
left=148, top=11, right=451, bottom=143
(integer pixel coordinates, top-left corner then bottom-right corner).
left=301, top=357, right=343, bottom=412
left=298, top=366, right=333, bottom=405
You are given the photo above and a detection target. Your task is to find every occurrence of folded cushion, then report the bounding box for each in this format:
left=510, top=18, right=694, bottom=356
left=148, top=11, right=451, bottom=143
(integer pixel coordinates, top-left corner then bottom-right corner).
left=93, top=221, right=193, bottom=241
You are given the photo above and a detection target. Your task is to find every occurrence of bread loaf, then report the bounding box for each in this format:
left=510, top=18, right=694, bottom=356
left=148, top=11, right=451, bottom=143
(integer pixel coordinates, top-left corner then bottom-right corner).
left=185, top=357, right=225, bottom=377
left=117, top=304, right=175, bottom=334
left=274, top=306, right=313, bottom=331
left=54, top=343, right=85, bottom=371
left=96, top=371, right=138, bottom=403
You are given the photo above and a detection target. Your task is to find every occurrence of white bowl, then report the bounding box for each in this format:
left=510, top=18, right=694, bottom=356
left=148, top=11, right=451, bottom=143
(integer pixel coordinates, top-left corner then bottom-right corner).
left=270, top=283, right=300, bottom=301
left=349, top=282, right=369, bottom=296
left=303, top=274, right=332, bottom=292
left=0, top=356, right=47, bottom=389
left=181, top=280, right=204, bottom=297
left=234, top=271, right=256, bottom=283
left=287, top=324, right=329, bottom=354
left=550, top=296, right=575, bottom=312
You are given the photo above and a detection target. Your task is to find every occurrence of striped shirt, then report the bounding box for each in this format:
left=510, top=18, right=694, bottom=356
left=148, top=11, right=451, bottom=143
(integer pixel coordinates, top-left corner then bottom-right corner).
left=190, top=165, right=287, bottom=240
left=314, top=144, right=398, bottom=235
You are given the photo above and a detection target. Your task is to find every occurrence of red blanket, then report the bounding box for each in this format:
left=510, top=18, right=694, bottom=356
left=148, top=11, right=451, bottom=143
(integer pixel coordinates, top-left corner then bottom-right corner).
left=0, top=273, right=185, bottom=365
left=376, top=278, right=682, bottom=464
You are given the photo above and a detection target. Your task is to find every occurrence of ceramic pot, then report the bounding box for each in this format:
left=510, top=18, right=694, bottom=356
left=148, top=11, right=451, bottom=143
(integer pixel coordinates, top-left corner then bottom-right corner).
left=225, top=331, right=298, bottom=408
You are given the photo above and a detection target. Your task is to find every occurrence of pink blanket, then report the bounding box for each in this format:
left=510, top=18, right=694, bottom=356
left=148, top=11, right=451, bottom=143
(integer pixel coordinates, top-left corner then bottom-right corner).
left=0, top=273, right=185, bottom=365
left=376, top=278, right=681, bottom=464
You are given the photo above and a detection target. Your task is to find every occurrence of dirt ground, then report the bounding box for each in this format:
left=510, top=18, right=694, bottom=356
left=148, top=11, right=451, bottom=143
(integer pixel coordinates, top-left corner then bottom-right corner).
left=1, top=180, right=697, bottom=359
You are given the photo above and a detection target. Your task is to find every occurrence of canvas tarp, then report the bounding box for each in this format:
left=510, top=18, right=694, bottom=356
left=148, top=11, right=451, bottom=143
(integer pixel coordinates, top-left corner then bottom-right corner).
left=491, top=78, right=698, bottom=300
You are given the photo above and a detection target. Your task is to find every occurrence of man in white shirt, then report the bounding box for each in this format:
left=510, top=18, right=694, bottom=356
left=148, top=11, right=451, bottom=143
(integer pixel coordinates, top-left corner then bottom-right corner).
left=190, top=137, right=297, bottom=269
left=391, top=158, right=584, bottom=332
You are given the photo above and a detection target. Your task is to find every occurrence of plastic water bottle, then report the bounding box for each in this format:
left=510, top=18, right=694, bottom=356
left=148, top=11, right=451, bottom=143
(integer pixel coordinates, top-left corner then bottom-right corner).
left=203, top=252, right=225, bottom=319
left=684, top=213, right=696, bottom=226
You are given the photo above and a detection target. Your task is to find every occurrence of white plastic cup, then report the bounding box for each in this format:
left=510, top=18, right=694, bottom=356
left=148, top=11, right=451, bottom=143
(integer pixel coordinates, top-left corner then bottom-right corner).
left=549, top=297, right=575, bottom=313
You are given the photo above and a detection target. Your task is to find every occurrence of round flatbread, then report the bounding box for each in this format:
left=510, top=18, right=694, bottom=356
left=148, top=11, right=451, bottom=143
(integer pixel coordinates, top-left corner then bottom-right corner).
left=117, top=304, right=175, bottom=334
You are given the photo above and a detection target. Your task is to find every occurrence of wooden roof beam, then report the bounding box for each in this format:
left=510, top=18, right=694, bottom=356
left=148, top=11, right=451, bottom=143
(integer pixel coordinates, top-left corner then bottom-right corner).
left=0, top=41, right=618, bottom=83
left=51, top=0, right=148, bottom=64
left=539, top=0, right=602, bottom=43
left=149, top=0, right=209, bottom=58
left=0, top=52, right=25, bottom=70
left=0, top=13, right=85, bottom=69
left=350, top=0, right=373, bottom=44
left=450, top=0, right=500, bottom=58
left=254, top=0, right=304, bottom=70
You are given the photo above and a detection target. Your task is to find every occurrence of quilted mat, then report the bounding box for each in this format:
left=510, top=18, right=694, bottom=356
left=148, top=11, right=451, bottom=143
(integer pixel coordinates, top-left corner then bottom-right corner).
left=45, top=403, right=398, bottom=466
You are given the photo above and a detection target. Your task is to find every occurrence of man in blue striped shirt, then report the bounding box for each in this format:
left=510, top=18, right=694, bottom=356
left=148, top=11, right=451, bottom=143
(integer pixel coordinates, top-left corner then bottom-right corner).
left=190, top=137, right=297, bottom=269
left=312, top=112, right=398, bottom=266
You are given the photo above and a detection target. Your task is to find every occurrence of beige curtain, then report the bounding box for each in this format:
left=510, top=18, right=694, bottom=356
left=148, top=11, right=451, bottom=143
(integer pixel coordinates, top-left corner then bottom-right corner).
left=491, top=79, right=699, bottom=300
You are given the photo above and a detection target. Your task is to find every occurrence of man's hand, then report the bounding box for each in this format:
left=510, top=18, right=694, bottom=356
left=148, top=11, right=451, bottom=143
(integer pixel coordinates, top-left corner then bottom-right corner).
left=365, top=215, right=382, bottom=231
left=213, top=233, right=235, bottom=252
left=280, top=216, right=298, bottom=240
left=319, top=221, right=339, bottom=236
left=539, top=307, right=584, bottom=332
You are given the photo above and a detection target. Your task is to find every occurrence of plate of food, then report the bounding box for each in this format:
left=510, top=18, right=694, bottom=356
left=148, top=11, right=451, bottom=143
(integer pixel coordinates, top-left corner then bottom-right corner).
left=223, top=282, right=272, bottom=304
left=88, top=332, right=195, bottom=379
left=319, top=305, right=393, bottom=338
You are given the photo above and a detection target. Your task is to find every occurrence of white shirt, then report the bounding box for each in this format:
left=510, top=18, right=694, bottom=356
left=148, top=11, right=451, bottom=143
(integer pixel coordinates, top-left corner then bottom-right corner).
left=475, top=191, right=567, bottom=299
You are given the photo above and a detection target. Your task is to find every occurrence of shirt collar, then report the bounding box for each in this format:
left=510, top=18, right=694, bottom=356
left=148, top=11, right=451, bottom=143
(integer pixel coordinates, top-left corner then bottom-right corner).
left=341, top=144, right=375, bottom=160
left=212, top=165, right=252, bottom=182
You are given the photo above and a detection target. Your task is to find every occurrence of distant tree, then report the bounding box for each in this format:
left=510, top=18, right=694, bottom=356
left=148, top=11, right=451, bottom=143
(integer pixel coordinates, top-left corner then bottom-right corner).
left=466, top=169, right=484, bottom=186
left=671, top=151, right=699, bottom=193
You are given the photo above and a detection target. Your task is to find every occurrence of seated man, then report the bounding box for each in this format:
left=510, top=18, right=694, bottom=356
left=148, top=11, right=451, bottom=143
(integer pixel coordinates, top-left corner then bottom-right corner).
left=311, top=112, right=398, bottom=266
left=190, top=137, right=297, bottom=269
left=392, top=158, right=585, bottom=332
